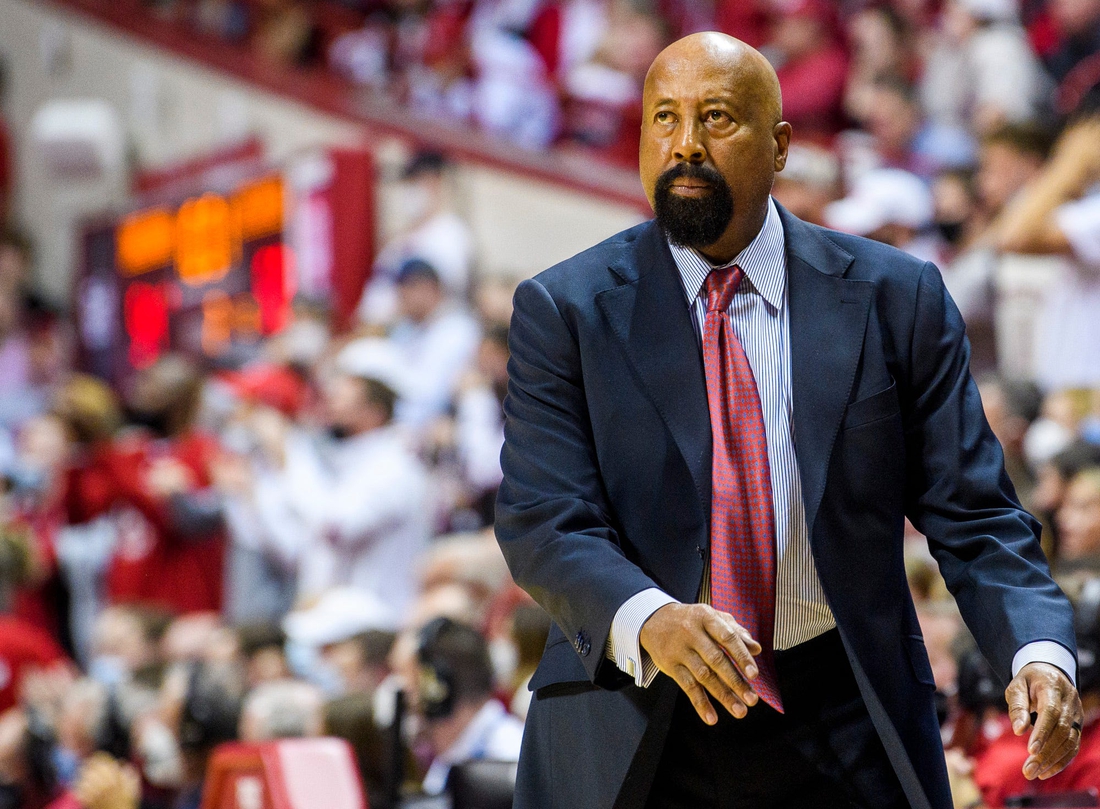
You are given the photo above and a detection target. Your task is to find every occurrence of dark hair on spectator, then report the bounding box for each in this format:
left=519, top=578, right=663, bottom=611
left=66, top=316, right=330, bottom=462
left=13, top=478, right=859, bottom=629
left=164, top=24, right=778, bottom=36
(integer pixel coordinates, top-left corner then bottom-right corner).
left=977, top=375, right=1044, bottom=424
left=361, top=378, right=398, bottom=424
left=351, top=629, right=397, bottom=669
left=981, top=121, right=1055, bottom=161
left=236, top=622, right=287, bottom=659
left=395, top=258, right=441, bottom=287
left=420, top=619, right=494, bottom=708
left=1050, top=442, right=1100, bottom=481
left=127, top=603, right=175, bottom=645
left=874, top=3, right=911, bottom=41
left=870, top=74, right=917, bottom=105
left=179, top=661, right=244, bottom=753
left=402, top=150, right=449, bottom=180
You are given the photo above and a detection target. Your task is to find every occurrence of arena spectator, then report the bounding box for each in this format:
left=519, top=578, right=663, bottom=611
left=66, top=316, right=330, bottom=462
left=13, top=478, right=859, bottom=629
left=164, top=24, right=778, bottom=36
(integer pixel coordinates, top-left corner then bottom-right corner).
left=233, top=623, right=290, bottom=689
left=1034, top=441, right=1100, bottom=537
left=921, top=0, right=1052, bottom=134
left=157, top=660, right=245, bottom=809
left=272, top=340, right=430, bottom=611
left=764, top=0, right=848, bottom=142
left=59, top=356, right=228, bottom=616
left=824, top=167, right=944, bottom=263
left=86, top=605, right=170, bottom=688
left=949, top=580, right=1100, bottom=806
left=283, top=586, right=397, bottom=693
left=1046, top=0, right=1100, bottom=92
left=452, top=324, right=509, bottom=524
left=384, top=260, right=481, bottom=430
left=997, top=115, right=1100, bottom=391
left=560, top=4, right=667, bottom=159
left=358, top=151, right=475, bottom=326
left=1055, top=467, right=1100, bottom=566
left=769, top=143, right=841, bottom=226
left=842, top=4, right=918, bottom=125
left=0, top=232, right=62, bottom=431
left=238, top=679, right=325, bottom=741
left=0, top=707, right=59, bottom=809
left=839, top=75, right=977, bottom=182
left=412, top=618, right=522, bottom=796
left=214, top=365, right=309, bottom=624
left=249, top=0, right=319, bottom=66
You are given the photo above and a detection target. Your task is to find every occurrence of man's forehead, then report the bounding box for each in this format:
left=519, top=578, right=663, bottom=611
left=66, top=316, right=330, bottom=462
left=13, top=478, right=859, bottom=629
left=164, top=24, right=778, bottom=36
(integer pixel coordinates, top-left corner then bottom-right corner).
left=645, top=50, right=757, bottom=103
left=644, top=68, right=753, bottom=108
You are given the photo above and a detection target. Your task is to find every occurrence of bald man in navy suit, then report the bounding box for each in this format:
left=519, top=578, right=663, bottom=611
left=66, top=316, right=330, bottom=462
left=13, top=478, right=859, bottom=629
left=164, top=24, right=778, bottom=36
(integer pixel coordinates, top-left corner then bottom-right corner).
left=495, top=33, right=1082, bottom=809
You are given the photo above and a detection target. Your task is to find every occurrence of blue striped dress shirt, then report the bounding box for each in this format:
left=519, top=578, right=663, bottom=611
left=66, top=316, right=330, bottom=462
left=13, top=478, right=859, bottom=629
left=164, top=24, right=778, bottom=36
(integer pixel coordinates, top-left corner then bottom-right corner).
left=607, top=199, right=836, bottom=687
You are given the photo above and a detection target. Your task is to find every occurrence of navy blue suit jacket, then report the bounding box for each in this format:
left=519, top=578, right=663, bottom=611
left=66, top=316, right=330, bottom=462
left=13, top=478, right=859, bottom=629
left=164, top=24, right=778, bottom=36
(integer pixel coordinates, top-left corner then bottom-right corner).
left=495, top=205, right=1076, bottom=809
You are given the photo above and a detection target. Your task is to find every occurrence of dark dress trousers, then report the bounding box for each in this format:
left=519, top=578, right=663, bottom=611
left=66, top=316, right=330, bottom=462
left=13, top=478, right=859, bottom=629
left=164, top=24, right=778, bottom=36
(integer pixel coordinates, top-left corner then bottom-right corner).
left=494, top=205, right=1076, bottom=809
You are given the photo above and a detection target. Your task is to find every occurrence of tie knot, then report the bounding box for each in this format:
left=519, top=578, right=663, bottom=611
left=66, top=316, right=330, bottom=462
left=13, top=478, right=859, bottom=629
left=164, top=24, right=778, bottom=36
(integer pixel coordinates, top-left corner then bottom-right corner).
left=703, top=265, right=744, bottom=313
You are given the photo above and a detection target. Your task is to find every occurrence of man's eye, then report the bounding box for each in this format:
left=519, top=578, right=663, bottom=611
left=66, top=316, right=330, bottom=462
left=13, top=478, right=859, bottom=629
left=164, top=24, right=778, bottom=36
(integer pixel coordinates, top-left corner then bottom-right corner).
left=656, top=111, right=673, bottom=123
left=707, top=110, right=727, bottom=122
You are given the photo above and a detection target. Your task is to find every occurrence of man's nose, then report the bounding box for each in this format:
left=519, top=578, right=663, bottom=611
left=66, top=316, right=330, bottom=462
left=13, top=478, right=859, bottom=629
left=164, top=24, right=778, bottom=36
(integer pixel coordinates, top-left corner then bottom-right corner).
left=673, top=121, right=705, bottom=163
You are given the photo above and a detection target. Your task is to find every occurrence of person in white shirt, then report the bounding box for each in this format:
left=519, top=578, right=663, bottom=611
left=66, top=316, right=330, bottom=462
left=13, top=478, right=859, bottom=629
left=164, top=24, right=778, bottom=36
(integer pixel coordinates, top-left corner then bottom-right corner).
left=358, top=151, right=475, bottom=326
left=997, top=116, right=1100, bottom=391
left=414, top=617, right=524, bottom=796
left=386, top=260, right=481, bottom=431
left=277, top=340, right=432, bottom=615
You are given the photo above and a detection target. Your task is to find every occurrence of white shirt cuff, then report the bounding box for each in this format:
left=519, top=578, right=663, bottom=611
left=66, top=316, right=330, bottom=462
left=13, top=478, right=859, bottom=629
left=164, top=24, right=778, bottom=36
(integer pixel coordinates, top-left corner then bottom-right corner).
left=605, top=588, right=678, bottom=687
left=1012, top=641, right=1077, bottom=688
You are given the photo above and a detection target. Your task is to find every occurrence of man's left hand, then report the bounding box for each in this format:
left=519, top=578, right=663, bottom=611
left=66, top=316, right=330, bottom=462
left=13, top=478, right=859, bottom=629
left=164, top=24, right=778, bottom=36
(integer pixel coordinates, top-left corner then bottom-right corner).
left=1005, top=662, right=1083, bottom=781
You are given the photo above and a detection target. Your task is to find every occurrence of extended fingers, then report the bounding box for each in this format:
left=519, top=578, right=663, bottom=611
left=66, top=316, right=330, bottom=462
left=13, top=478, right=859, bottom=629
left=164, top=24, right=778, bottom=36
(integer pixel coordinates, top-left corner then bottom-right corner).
left=670, top=663, right=719, bottom=725
left=687, top=649, right=752, bottom=717
left=1005, top=678, right=1031, bottom=735
left=704, top=612, right=761, bottom=679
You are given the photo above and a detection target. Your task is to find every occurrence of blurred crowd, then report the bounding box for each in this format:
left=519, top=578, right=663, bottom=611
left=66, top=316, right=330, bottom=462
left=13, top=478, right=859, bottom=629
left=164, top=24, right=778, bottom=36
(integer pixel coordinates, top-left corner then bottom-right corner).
left=132, top=0, right=1100, bottom=164
left=1, top=0, right=1100, bottom=807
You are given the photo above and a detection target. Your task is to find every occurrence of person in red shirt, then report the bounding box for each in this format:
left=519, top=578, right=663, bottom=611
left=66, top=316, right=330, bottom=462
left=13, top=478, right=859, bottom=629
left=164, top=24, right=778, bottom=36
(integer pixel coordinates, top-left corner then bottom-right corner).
left=765, top=0, right=849, bottom=143
left=0, top=615, right=67, bottom=715
left=963, top=580, right=1100, bottom=806
left=63, top=358, right=226, bottom=616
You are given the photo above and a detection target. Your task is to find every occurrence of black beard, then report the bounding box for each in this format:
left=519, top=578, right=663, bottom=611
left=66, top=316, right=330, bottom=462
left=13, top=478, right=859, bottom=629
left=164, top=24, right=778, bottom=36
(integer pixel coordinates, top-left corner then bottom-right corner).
left=653, top=164, right=734, bottom=249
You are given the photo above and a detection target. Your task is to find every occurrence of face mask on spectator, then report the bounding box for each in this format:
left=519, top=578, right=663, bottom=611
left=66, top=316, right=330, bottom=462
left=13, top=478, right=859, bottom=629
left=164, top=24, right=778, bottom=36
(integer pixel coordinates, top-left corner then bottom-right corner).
left=327, top=425, right=352, bottom=442
left=285, top=641, right=345, bottom=696
left=87, top=654, right=128, bottom=686
left=50, top=745, right=80, bottom=787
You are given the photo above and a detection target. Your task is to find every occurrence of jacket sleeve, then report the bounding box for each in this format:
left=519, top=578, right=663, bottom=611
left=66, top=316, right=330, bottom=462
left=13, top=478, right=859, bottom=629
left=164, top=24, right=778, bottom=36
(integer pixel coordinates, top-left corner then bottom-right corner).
left=496, top=277, right=661, bottom=687
left=902, top=262, right=1076, bottom=682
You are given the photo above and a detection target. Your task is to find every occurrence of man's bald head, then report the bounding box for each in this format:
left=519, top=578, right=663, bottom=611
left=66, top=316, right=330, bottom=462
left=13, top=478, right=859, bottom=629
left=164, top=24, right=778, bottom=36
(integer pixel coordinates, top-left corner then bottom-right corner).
left=639, top=32, right=791, bottom=263
left=644, top=33, right=784, bottom=127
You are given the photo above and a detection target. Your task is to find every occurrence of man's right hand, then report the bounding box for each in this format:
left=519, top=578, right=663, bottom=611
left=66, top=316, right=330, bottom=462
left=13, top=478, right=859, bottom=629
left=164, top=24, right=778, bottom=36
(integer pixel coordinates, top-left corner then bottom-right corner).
left=639, top=602, right=762, bottom=725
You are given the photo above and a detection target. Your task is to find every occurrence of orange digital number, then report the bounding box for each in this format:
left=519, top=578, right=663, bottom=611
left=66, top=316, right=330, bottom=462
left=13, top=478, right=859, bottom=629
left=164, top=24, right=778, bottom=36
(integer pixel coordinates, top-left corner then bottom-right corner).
left=233, top=176, right=285, bottom=241
left=117, top=208, right=174, bottom=276
left=176, top=194, right=235, bottom=286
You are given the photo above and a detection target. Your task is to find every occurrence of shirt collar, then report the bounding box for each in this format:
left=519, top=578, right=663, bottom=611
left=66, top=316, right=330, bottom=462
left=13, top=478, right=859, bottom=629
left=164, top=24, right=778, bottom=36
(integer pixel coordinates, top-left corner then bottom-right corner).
left=667, top=197, right=786, bottom=311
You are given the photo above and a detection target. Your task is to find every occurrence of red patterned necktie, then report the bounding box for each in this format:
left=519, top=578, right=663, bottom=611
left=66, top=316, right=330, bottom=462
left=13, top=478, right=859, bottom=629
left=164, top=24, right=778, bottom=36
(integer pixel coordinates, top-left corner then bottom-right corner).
left=702, top=265, right=783, bottom=713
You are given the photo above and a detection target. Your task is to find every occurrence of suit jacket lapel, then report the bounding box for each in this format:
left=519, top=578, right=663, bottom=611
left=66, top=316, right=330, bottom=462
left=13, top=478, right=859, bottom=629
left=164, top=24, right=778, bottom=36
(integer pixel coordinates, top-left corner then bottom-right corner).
left=595, top=223, right=713, bottom=524
left=780, top=206, right=872, bottom=537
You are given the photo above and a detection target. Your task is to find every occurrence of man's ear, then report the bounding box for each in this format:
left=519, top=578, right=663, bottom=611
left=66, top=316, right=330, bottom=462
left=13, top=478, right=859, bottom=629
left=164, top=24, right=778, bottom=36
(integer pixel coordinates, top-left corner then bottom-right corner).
left=774, top=122, right=792, bottom=172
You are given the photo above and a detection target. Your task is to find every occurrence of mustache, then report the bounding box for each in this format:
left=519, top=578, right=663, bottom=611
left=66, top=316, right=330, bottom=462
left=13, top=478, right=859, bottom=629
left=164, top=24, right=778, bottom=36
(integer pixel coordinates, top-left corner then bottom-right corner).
left=656, top=163, right=726, bottom=189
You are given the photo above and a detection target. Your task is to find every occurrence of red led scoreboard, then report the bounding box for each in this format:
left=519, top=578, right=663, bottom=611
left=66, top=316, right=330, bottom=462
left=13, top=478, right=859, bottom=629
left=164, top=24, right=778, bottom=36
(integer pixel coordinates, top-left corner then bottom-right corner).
left=76, top=147, right=374, bottom=381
